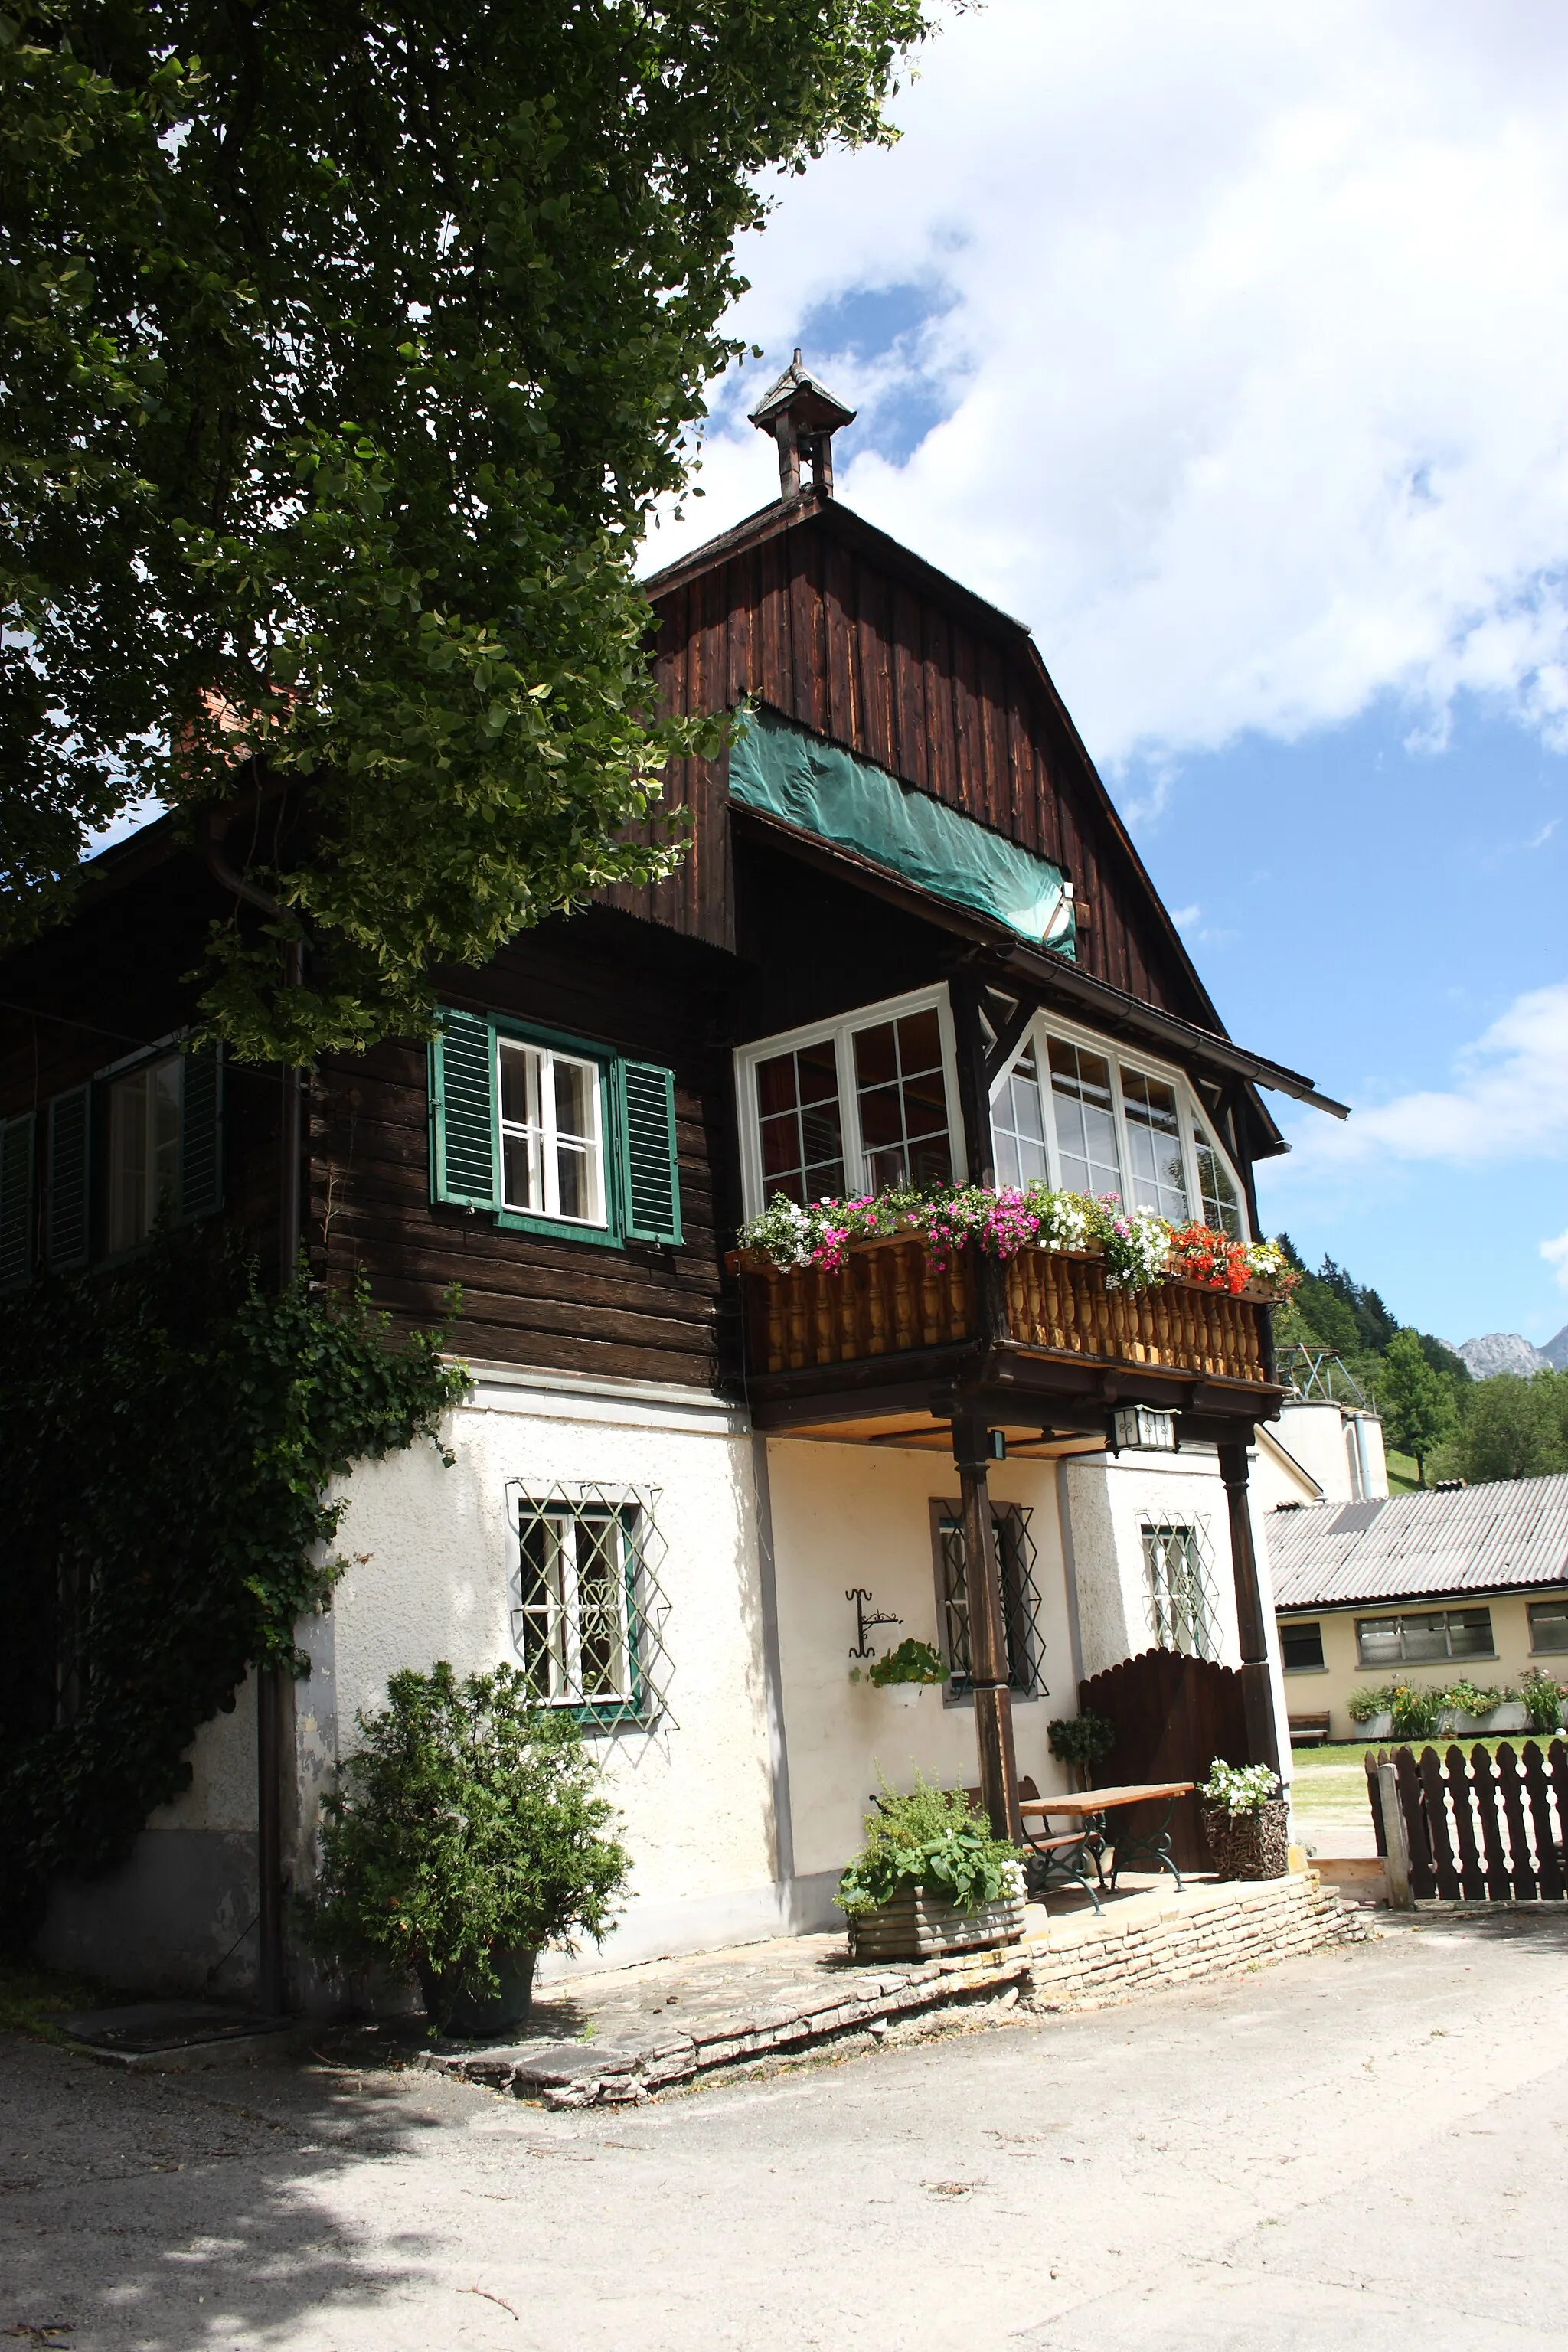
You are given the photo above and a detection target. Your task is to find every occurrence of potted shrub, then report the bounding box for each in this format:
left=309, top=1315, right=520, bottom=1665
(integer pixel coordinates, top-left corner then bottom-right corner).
left=1446, top=1681, right=1527, bottom=1736
left=1047, top=1709, right=1116, bottom=1791
left=1199, top=1760, right=1289, bottom=1880
left=853, top=1637, right=948, bottom=1708
left=836, top=1779, right=1026, bottom=1961
left=1348, top=1687, right=1395, bottom=1740
left=304, top=1661, right=630, bottom=2037
left=1521, top=1667, right=1568, bottom=1736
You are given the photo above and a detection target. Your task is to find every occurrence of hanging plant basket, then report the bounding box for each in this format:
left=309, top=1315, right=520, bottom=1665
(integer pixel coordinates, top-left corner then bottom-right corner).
left=1200, top=1798, right=1290, bottom=1881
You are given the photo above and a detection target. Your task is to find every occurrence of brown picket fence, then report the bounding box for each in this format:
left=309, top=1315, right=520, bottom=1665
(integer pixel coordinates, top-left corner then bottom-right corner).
left=1364, top=1740, right=1568, bottom=1901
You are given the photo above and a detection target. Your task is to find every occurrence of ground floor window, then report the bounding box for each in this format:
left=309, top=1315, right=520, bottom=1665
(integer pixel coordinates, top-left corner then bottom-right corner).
left=934, top=1504, right=1046, bottom=1696
left=1354, top=1606, right=1494, bottom=1668
left=1528, top=1599, right=1568, bottom=1655
left=506, top=1485, right=671, bottom=1726
left=1142, top=1517, right=1222, bottom=1661
left=1280, top=1619, right=1325, bottom=1671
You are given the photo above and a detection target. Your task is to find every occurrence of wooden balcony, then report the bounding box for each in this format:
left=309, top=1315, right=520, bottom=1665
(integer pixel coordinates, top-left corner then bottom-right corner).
left=734, top=1235, right=1275, bottom=1417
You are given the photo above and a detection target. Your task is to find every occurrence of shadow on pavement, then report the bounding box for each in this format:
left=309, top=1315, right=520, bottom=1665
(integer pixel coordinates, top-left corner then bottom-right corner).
left=0, top=2024, right=486, bottom=2350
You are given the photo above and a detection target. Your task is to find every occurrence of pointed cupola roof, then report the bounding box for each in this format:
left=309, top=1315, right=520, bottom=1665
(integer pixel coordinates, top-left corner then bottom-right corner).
left=748, top=350, right=857, bottom=499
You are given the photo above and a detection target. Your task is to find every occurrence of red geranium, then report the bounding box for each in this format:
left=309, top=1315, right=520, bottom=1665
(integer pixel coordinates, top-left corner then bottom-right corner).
left=1168, top=1222, right=1251, bottom=1294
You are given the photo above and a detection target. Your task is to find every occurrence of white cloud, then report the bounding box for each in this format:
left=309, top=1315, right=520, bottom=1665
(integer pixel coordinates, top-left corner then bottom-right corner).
left=645, top=0, right=1568, bottom=771
left=1544, top=1229, right=1568, bottom=1294
left=1276, top=982, right=1568, bottom=1175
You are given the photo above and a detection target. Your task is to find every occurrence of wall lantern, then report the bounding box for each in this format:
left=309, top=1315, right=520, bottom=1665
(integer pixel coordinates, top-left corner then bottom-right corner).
left=1112, top=1406, right=1177, bottom=1452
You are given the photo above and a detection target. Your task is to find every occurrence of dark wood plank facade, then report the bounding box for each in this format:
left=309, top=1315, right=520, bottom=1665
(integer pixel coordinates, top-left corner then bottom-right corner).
left=610, top=492, right=1220, bottom=1034
left=0, top=485, right=1285, bottom=1404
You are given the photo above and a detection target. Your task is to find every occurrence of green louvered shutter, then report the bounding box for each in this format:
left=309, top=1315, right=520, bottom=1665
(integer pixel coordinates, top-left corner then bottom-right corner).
left=614, top=1061, right=682, bottom=1246
left=430, top=1010, right=498, bottom=1207
left=45, top=1085, right=91, bottom=1269
left=179, top=1043, right=224, bottom=1221
left=0, top=1113, right=35, bottom=1291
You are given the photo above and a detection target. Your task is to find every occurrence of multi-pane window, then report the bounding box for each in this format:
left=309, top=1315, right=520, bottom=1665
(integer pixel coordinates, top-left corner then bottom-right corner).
left=1047, top=1038, right=1122, bottom=1197
left=737, top=989, right=959, bottom=1213
left=1355, top=1607, right=1494, bottom=1668
left=498, top=1040, right=605, bottom=1227
left=106, top=1054, right=182, bottom=1253
left=513, top=1501, right=640, bottom=1708
left=853, top=1008, right=952, bottom=1192
left=1529, top=1599, right=1568, bottom=1655
left=1121, top=1068, right=1190, bottom=1220
left=1142, top=1518, right=1221, bottom=1661
left=991, top=1017, right=1247, bottom=1237
left=1280, top=1619, right=1326, bottom=1671
left=935, top=1504, right=1044, bottom=1696
left=991, top=1041, right=1049, bottom=1190
left=756, top=1037, right=846, bottom=1204
left=1193, top=1118, right=1244, bottom=1239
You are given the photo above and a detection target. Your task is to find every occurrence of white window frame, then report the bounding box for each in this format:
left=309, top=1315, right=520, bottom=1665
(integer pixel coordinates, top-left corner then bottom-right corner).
left=511, top=1500, right=637, bottom=1708
left=733, top=984, right=965, bottom=1217
left=986, top=1008, right=1251, bottom=1239
left=104, top=1050, right=185, bottom=1255
left=496, top=1036, right=607, bottom=1230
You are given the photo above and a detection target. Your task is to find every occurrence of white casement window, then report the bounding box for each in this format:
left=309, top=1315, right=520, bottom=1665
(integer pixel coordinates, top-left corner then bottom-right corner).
left=1142, top=1518, right=1223, bottom=1661
left=735, top=987, right=962, bottom=1214
left=511, top=1498, right=642, bottom=1709
left=498, top=1039, right=606, bottom=1227
left=988, top=1013, right=1250, bottom=1240
left=106, top=1054, right=183, bottom=1254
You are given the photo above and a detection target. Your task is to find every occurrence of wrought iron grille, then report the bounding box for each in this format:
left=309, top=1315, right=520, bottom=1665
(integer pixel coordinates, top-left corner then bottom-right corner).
left=505, top=1483, right=673, bottom=1730
left=936, top=1504, right=1047, bottom=1696
left=1141, top=1514, right=1222, bottom=1661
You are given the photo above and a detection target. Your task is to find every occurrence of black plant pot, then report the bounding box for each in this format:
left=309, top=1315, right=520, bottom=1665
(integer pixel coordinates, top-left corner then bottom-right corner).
left=1201, top=1798, right=1290, bottom=1881
left=417, top=1948, right=537, bottom=2038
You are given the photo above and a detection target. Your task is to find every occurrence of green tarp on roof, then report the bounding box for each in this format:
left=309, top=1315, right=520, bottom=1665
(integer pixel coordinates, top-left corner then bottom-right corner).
left=727, top=707, right=1075, bottom=957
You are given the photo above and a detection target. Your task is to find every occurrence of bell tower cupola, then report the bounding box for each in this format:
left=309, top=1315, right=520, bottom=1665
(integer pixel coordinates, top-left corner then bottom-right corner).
left=748, top=350, right=857, bottom=499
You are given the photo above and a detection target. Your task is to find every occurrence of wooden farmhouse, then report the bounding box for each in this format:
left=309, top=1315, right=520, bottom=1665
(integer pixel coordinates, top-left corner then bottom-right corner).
left=0, top=357, right=1351, bottom=2001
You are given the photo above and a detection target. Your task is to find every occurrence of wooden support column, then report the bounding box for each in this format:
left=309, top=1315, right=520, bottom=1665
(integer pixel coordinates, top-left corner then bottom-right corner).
left=952, top=1400, right=1022, bottom=1843
left=1218, top=1437, right=1282, bottom=1778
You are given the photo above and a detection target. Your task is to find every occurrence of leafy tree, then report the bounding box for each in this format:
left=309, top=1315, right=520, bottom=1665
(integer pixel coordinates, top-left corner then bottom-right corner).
left=1415, top=1332, right=1471, bottom=1387
left=1448, top=1371, right=1568, bottom=1486
left=1315, top=1254, right=1399, bottom=1354
left=1375, top=1327, right=1458, bottom=1486
left=1286, top=1275, right=1362, bottom=1360
left=2, top=0, right=929, bottom=1058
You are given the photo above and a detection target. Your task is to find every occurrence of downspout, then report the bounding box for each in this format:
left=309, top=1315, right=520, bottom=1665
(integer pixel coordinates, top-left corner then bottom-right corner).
left=201, top=802, right=302, bottom=2017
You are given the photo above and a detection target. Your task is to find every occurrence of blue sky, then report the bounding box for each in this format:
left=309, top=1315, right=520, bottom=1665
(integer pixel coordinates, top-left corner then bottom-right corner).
left=645, top=0, right=1568, bottom=1349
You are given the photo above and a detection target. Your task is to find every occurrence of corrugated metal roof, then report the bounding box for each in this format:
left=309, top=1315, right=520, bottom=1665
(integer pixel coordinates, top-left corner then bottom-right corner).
left=1269, top=1474, right=1568, bottom=1610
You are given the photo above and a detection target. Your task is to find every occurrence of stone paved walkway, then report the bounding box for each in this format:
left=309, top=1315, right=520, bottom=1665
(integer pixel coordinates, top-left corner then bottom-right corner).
left=415, top=1868, right=1360, bottom=2106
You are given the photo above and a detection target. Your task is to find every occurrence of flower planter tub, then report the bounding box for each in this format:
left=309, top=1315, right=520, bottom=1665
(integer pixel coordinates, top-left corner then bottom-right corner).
left=848, top=1880, right=1027, bottom=1963
left=1201, top=1798, right=1290, bottom=1882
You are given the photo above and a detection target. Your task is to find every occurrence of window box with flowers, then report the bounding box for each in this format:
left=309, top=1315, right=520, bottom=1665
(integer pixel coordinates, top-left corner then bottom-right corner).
left=727, top=1182, right=1294, bottom=1387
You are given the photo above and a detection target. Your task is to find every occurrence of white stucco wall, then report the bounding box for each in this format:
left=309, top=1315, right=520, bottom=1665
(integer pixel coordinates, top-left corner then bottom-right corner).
left=295, top=1365, right=786, bottom=1985
left=764, top=1440, right=1078, bottom=1896
left=1062, top=1445, right=1292, bottom=1795
left=145, top=1671, right=259, bottom=1833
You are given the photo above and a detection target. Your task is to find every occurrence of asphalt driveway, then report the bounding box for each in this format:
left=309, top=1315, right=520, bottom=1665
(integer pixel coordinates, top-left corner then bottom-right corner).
left=3, top=1909, right=1566, bottom=2352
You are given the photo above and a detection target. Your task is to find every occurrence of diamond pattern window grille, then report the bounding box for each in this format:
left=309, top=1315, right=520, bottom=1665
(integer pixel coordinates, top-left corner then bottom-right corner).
left=1141, top=1514, right=1221, bottom=1661
left=936, top=1503, right=1047, bottom=1697
left=505, top=1484, right=673, bottom=1731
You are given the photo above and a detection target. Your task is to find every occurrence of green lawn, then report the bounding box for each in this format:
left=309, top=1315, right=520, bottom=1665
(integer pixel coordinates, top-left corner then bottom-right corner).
left=1383, top=1449, right=1423, bottom=1494
left=1289, top=1747, right=1377, bottom=1818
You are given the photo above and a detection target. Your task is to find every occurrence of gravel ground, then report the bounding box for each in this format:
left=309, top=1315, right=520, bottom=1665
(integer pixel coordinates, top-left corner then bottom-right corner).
left=3, top=1909, right=1566, bottom=2352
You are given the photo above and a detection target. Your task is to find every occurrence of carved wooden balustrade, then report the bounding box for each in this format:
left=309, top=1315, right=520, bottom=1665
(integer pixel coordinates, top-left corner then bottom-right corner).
left=736, top=1236, right=1271, bottom=1388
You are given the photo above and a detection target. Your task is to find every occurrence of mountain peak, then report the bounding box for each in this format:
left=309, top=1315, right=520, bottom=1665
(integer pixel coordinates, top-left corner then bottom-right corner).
left=1456, top=1331, right=1553, bottom=1379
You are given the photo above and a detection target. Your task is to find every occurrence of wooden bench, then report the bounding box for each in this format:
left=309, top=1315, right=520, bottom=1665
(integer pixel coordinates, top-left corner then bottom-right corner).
left=1289, top=1712, right=1331, bottom=1747
left=962, top=1778, right=1104, bottom=1915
